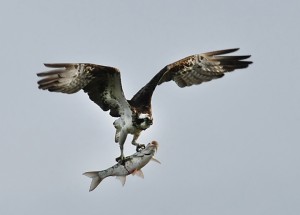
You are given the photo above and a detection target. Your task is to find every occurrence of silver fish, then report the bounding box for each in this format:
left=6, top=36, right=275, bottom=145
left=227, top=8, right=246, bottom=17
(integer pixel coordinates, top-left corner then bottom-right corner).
left=83, top=141, right=160, bottom=191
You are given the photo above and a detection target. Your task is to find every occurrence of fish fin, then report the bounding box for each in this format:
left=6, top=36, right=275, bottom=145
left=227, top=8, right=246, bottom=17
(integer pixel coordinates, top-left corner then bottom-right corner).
left=116, top=176, right=126, bottom=186
left=132, top=169, right=144, bottom=178
left=83, top=171, right=103, bottom=192
left=151, top=157, right=161, bottom=164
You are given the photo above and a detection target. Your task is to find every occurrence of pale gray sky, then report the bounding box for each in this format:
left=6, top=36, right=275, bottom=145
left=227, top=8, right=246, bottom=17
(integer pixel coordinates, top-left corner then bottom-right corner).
left=1, top=0, right=300, bottom=214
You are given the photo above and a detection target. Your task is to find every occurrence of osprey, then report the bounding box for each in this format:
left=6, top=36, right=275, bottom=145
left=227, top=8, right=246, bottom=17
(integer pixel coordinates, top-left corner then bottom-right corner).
left=37, top=48, right=252, bottom=161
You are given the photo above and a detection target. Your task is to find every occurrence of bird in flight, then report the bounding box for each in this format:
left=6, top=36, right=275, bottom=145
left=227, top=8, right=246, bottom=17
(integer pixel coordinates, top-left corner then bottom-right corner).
left=37, top=48, right=252, bottom=162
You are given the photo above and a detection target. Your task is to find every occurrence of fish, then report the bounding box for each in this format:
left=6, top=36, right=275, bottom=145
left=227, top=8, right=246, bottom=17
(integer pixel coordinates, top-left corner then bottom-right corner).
left=83, top=141, right=160, bottom=191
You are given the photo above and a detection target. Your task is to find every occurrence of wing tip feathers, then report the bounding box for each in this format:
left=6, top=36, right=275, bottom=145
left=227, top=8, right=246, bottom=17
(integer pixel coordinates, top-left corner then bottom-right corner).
left=204, top=48, right=240, bottom=56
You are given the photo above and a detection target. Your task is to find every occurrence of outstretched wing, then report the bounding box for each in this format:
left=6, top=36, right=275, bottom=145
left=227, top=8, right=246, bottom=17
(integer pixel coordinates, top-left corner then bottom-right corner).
left=158, top=48, right=252, bottom=87
left=37, top=63, right=131, bottom=117
left=130, top=48, right=252, bottom=108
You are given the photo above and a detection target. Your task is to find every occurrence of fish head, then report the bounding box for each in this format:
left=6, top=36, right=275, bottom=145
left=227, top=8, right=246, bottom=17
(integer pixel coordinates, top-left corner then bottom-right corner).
left=149, top=140, right=159, bottom=151
left=144, top=141, right=159, bottom=153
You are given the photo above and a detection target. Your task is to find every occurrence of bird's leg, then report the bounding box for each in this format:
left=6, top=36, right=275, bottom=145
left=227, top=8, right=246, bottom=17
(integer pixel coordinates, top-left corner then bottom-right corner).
left=115, top=151, right=125, bottom=164
left=115, top=130, right=127, bottom=164
left=115, top=144, right=125, bottom=164
left=113, top=119, right=122, bottom=143
left=131, top=132, right=145, bottom=152
left=115, top=129, right=120, bottom=143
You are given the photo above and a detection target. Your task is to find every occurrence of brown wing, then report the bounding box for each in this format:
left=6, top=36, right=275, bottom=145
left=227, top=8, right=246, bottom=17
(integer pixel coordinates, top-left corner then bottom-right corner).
left=37, top=63, right=131, bottom=117
left=130, top=48, right=252, bottom=108
left=158, top=48, right=252, bottom=87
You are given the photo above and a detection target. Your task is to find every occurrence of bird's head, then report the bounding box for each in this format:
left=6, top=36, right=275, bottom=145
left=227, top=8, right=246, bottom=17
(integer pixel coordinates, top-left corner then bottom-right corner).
left=136, top=113, right=153, bottom=130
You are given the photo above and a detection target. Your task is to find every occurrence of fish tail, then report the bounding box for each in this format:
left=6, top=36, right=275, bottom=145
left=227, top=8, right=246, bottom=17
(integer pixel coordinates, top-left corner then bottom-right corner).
left=83, top=171, right=105, bottom=192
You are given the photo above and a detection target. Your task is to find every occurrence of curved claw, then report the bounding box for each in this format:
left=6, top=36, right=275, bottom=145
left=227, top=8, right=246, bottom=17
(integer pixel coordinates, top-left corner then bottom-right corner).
left=116, top=155, right=125, bottom=164
left=116, top=155, right=131, bottom=165
left=136, top=144, right=146, bottom=152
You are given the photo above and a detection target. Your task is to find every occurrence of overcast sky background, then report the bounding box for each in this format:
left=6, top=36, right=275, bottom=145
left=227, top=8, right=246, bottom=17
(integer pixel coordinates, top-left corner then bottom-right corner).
left=1, top=0, right=299, bottom=214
